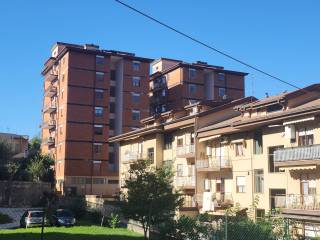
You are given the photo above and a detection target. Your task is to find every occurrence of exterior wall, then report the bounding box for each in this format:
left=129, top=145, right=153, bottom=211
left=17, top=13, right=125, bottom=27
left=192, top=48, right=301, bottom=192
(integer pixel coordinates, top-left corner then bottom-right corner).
left=0, top=133, right=28, bottom=157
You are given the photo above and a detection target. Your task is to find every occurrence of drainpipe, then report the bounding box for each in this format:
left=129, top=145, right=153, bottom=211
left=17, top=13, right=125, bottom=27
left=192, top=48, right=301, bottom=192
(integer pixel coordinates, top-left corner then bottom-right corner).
left=249, top=132, right=255, bottom=221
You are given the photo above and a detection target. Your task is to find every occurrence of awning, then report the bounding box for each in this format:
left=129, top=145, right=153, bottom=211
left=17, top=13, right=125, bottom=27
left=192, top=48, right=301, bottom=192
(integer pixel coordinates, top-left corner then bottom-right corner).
left=281, top=165, right=317, bottom=171
left=231, top=139, right=245, bottom=144
left=283, top=116, right=315, bottom=125
left=199, top=134, right=221, bottom=143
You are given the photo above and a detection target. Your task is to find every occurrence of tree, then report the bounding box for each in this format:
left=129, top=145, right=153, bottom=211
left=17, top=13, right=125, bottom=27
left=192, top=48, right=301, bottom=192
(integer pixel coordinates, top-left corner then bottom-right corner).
left=0, top=141, right=23, bottom=206
left=28, top=154, right=55, bottom=183
left=120, top=160, right=183, bottom=240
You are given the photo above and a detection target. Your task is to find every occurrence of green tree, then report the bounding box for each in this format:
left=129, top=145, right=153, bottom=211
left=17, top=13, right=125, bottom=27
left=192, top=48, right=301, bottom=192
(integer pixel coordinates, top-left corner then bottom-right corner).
left=120, top=160, right=183, bottom=240
left=28, top=154, right=55, bottom=183
left=0, top=141, right=23, bottom=206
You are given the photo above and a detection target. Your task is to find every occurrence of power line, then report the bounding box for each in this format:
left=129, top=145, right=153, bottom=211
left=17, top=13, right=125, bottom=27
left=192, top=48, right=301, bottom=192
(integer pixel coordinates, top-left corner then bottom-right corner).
left=115, top=0, right=301, bottom=90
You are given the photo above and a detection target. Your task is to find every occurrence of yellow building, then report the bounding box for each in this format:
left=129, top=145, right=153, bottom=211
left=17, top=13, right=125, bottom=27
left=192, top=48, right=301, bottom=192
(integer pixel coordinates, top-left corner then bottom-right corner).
left=111, top=83, right=320, bottom=237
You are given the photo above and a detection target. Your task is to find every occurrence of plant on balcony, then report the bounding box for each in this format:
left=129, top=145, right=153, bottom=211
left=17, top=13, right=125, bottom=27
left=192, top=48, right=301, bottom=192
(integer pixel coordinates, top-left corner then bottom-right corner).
left=119, top=160, right=183, bottom=240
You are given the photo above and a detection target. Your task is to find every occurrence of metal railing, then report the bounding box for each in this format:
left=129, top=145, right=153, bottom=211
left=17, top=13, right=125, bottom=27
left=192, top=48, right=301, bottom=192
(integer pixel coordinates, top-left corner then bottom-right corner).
left=176, top=176, right=196, bottom=187
left=273, top=194, right=320, bottom=210
left=123, top=151, right=154, bottom=163
left=46, top=73, right=58, bottom=82
left=274, top=144, right=320, bottom=162
left=43, top=102, right=57, bottom=113
left=196, top=157, right=232, bottom=169
left=45, top=137, right=55, bottom=145
left=43, top=119, right=56, bottom=129
left=151, top=81, right=167, bottom=91
left=45, top=85, right=57, bottom=97
left=196, top=192, right=233, bottom=207
left=176, top=144, right=195, bottom=156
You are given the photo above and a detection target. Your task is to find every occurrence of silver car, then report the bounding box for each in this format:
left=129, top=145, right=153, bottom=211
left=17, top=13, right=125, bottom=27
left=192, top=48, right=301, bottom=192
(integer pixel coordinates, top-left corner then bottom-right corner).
left=20, top=210, right=46, bottom=228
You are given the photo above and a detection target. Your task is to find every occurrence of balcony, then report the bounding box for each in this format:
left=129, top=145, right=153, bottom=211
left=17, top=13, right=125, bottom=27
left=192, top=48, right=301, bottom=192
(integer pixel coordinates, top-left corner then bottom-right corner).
left=45, top=73, right=58, bottom=82
left=151, top=82, right=167, bottom=91
left=274, top=144, right=320, bottom=167
left=196, top=192, right=233, bottom=210
left=123, top=151, right=154, bottom=164
left=150, top=96, right=167, bottom=105
left=196, top=157, right=232, bottom=171
left=45, top=85, right=57, bottom=97
left=176, top=144, right=195, bottom=158
left=273, top=194, right=320, bottom=211
left=176, top=176, right=195, bottom=188
left=42, top=119, right=56, bottom=130
left=43, top=103, right=57, bottom=113
left=44, top=137, right=55, bottom=146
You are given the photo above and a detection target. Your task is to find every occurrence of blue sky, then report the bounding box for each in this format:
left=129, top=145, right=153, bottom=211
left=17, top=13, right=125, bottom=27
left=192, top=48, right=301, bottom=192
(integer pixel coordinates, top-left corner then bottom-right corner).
left=0, top=0, right=319, bottom=137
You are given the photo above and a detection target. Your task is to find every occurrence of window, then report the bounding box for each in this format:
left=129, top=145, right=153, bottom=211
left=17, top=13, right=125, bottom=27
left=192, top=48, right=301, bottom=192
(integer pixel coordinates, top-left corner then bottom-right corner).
left=177, top=137, right=183, bottom=147
left=301, top=174, right=316, bottom=195
left=253, top=131, right=263, bottom=154
left=190, top=133, right=195, bottom=145
left=235, top=143, right=244, bottom=156
left=254, top=169, right=264, bottom=193
left=161, top=89, right=167, bottom=97
left=256, top=209, right=265, bottom=221
left=132, top=77, right=140, bottom=87
left=96, top=72, right=104, bottom=82
left=164, top=133, right=173, bottom=149
left=93, top=178, right=105, bottom=184
left=189, top=68, right=196, bottom=79
left=94, top=125, right=103, bottom=135
left=109, top=119, right=115, bottom=130
left=219, top=88, right=226, bottom=97
left=266, top=104, right=283, bottom=113
left=132, top=109, right=140, bottom=120
left=110, top=70, right=116, bottom=81
left=177, top=164, right=184, bottom=177
left=161, top=105, right=166, bottom=112
left=236, top=176, right=246, bottom=193
left=109, top=152, right=115, bottom=164
left=95, top=107, right=103, bottom=117
left=108, top=179, right=119, bottom=184
left=218, top=72, right=225, bottom=81
left=110, top=86, right=116, bottom=97
left=96, top=55, right=104, bottom=64
left=95, top=89, right=104, bottom=99
left=132, top=61, right=140, bottom=71
left=268, top=146, right=284, bottom=173
left=147, top=148, right=154, bottom=163
left=93, top=143, right=102, bottom=154
left=188, top=84, right=197, bottom=94
left=131, top=92, right=140, bottom=103
left=109, top=102, right=115, bottom=113
left=298, top=128, right=314, bottom=146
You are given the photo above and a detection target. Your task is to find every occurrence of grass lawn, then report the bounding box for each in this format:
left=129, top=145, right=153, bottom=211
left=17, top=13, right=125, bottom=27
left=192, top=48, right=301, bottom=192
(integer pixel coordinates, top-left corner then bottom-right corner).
left=0, top=226, right=144, bottom=240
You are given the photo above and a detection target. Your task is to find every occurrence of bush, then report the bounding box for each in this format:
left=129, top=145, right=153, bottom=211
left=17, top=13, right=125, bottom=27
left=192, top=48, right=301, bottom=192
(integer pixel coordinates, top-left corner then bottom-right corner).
left=0, top=213, right=12, bottom=224
left=108, top=213, right=120, bottom=229
left=58, top=196, right=87, bottom=219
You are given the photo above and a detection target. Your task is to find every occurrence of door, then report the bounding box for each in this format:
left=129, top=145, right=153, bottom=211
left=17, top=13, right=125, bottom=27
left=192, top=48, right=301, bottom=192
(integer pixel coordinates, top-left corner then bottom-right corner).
left=216, top=144, right=225, bottom=167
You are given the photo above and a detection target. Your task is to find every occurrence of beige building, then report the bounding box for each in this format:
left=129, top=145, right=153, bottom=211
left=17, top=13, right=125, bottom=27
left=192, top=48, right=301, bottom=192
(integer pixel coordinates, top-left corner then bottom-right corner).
left=111, top=83, right=320, bottom=237
left=0, top=132, right=29, bottom=159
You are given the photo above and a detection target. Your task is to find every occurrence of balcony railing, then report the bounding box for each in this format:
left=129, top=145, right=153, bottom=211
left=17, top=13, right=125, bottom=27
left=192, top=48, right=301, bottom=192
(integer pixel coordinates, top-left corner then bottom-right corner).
left=196, top=157, right=232, bottom=170
left=123, top=151, right=154, bottom=163
left=196, top=192, right=233, bottom=208
left=45, top=137, right=55, bottom=146
left=176, top=176, right=195, bottom=188
left=151, top=82, right=167, bottom=91
left=274, top=144, right=320, bottom=163
left=45, top=85, right=57, bottom=97
left=273, top=194, right=320, bottom=210
left=43, top=103, right=57, bottom=113
left=42, top=119, right=56, bottom=130
left=45, top=73, right=58, bottom=82
left=176, top=144, right=195, bottom=157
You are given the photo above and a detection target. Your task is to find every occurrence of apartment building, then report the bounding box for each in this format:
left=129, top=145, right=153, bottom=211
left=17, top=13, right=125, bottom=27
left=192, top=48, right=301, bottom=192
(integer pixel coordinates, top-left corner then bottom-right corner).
left=112, top=83, right=320, bottom=238
left=149, top=58, right=246, bottom=115
left=109, top=97, right=253, bottom=215
left=0, top=132, right=29, bottom=158
left=41, top=42, right=152, bottom=196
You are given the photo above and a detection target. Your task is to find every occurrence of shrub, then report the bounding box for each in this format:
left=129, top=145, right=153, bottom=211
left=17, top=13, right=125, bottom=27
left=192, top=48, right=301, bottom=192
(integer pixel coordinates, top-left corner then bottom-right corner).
left=0, top=213, right=12, bottom=224
left=108, top=212, right=120, bottom=229
left=58, top=196, right=87, bottom=219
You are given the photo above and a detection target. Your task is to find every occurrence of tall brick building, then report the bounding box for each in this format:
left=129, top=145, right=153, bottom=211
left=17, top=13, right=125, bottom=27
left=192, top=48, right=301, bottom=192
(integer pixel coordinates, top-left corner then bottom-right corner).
left=41, top=42, right=152, bottom=195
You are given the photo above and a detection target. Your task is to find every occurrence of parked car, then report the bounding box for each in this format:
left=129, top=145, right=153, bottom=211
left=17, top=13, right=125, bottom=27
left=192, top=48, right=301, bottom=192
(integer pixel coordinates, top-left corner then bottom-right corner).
left=50, top=209, right=75, bottom=227
left=20, top=210, right=46, bottom=228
